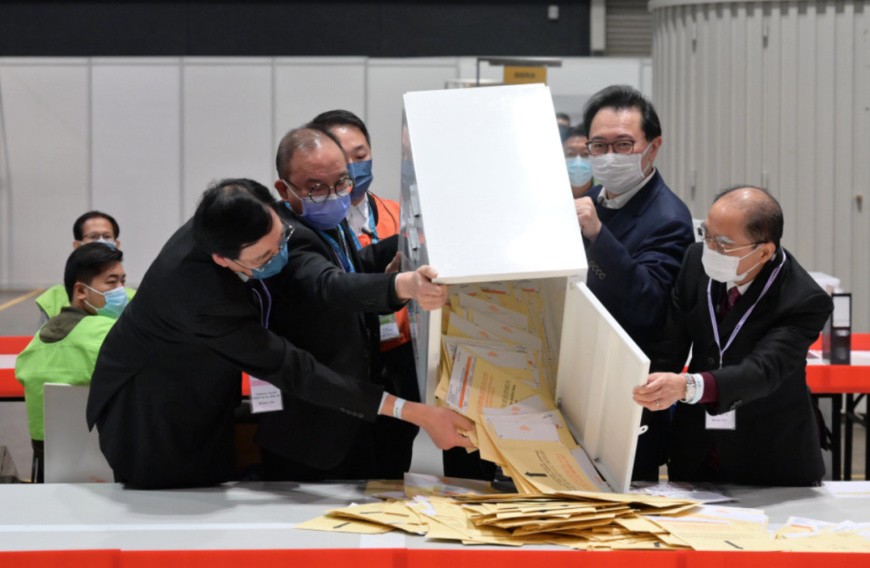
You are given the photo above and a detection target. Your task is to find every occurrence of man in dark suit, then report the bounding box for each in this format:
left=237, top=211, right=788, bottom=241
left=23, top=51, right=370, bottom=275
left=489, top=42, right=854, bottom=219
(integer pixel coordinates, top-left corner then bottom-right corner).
left=258, top=127, right=441, bottom=481
left=633, top=186, right=832, bottom=486
left=86, top=178, right=473, bottom=489
left=574, top=85, right=695, bottom=481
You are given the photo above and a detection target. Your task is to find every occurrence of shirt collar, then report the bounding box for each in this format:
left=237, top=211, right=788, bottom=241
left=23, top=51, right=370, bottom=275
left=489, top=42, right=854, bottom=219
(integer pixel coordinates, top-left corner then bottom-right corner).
left=596, top=168, right=656, bottom=209
left=345, top=194, right=370, bottom=237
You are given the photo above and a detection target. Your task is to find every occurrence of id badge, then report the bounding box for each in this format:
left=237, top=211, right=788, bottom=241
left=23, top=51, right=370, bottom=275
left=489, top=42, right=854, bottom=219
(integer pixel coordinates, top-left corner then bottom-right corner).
left=379, top=314, right=401, bottom=342
left=705, top=409, right=736, bottom=430
left=249, top=376, right=283, bottom=413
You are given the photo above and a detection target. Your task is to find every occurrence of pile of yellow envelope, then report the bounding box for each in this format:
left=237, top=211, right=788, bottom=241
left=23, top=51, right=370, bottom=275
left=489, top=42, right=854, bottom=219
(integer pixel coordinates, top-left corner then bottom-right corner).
left=436, top=280, right=608, bottom=493
left=296, top=488, right=701, bottom=549
left=296, top=487, right=870, bottom=551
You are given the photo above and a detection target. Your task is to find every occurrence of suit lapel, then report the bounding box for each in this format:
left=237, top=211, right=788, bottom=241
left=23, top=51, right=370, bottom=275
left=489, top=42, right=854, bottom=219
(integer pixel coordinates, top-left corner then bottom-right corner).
left=595, top=172, right=662, bottom=241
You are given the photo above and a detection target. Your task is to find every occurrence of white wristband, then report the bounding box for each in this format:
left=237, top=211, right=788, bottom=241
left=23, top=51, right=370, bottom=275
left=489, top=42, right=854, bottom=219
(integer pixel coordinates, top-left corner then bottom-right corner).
left=392, top=397, right=406, bottom=420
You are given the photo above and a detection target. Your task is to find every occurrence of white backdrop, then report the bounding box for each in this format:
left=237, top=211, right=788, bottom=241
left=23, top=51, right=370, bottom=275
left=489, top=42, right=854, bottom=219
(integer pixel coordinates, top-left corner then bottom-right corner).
left=0, top=56, right=651, bottom=288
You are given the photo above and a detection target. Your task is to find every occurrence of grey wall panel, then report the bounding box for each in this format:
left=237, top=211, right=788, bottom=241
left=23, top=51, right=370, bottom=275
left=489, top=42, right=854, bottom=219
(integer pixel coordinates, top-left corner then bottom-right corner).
left=182, top=60, right=275, bottom=218
left=1, top=61, right=90, bottom=289
left=652, top=0, right=870, bottom=331
left=366, top=59, right=461, bottom=202
left=91, top=60, right=182, bottom=287
left=273, top=58, right=367, bottom=185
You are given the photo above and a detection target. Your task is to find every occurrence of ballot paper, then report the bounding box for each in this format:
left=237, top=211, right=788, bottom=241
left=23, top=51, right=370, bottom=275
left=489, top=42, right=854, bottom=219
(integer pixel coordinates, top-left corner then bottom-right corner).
left=445, top=347, right=539, bottom=421
left=458, top=293, right=530, bottom=330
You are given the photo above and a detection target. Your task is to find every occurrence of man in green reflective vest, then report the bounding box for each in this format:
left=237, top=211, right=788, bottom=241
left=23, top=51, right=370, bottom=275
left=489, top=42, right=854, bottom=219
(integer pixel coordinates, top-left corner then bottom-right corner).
left=16, top=243, right=128, bottom=482
left=34, top=211, right=135, bottom=327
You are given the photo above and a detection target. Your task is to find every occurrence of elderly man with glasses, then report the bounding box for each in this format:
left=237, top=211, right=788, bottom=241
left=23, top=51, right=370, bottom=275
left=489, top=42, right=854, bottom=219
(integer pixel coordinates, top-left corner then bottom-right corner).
left=255, top=127, right=463, bottom=482
left=573, top=85, right=695, bottom=482
left=633, top=186, right=832, bottom=486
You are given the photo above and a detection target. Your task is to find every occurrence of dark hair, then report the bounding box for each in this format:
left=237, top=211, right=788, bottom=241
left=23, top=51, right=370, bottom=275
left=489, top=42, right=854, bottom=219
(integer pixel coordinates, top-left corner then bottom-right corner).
left=275, top=127, right=346, bottom=181
left=73, top=211, right=120, bottom=241
left=309, top=109, right=371, bottom=147
left=63, top=243, right=123, bottom=301
left=714, top=185, right=784, bottom=247
left=555, top=112, right=570, bottom=123
left=565, top=125, right=587, bottom=139
left=192, top=179, right=277, bottom=259
left=582, top=85, right=662, bottom=142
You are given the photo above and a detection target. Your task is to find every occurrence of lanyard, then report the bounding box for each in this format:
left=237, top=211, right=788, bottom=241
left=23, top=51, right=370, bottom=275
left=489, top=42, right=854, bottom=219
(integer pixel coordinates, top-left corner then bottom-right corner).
left=366, top=200, right=379, bottom=244
left=251, top=279, right=272, bottom=330
left=706, top=250, right=787, bottom=368
left=317, top=227, right=361, bottom=274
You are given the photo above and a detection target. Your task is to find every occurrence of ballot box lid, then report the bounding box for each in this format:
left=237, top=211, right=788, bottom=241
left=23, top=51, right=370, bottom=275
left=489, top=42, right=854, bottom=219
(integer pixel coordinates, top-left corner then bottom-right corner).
left=403, top=84, right=586, bottom=284
left=556, top=282, right=650, bottom=494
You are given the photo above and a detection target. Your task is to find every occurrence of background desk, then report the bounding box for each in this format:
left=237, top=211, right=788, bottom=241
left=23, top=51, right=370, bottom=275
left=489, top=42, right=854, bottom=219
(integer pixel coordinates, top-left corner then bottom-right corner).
left=807, top=334, right=870, bottom=480
left=0, top=482, right=868, bottom=567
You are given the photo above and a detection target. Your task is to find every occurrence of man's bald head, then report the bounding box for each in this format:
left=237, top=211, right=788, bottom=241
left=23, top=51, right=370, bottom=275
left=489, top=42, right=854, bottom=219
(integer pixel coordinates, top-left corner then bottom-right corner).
left=712, top=186, right=783, bottom=248
left=275, top=127, right=346, bottom=181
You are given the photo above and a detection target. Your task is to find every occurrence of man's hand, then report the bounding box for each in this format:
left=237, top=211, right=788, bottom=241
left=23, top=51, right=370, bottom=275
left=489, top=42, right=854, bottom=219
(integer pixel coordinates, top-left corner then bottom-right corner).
left=382, top=395, right=476, bottom=450
left=575, top=196, right=602, bottom=241
left=632, top=372, right=687, bottom=411
left=395, top=265, right=448, bottom=311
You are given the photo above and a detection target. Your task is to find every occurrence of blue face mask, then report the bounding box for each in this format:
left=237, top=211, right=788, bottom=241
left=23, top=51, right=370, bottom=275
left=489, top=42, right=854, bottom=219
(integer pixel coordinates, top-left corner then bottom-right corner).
left=566, top=156, right=593, bottom=187
left=292, top=194, right=351, bottom=231
left=84, top=284, right=128, bottom=319
left=347, top=160, right=374, bottom=202
left=247, top=244, right=289, bottom=279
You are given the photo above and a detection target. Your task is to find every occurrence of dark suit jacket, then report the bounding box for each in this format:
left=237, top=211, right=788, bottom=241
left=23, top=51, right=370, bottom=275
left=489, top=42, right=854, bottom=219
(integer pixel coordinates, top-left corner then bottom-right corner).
left=667, top=243, right=833, bottom=486
left=583, top=171, right=694, bottom=475
left=583, top=170, right=695, bottom=353
left=85, top=218, right=384, bottom=489
left=257, top=210, right=405, bottom=470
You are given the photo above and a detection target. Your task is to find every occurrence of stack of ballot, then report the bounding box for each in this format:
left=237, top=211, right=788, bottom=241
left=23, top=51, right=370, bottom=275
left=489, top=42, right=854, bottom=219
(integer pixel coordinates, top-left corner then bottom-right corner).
left=297, top=485, right=702, bottom=549
left=297, top=481, right=870, bottom=551
left=436, top=279, right=608, bottom=493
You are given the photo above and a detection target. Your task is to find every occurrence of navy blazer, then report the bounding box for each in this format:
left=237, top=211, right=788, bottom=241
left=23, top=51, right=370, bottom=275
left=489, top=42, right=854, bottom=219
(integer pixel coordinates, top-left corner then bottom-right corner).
left=667, top=243, right=832, bottom=486
left=583, top=170, right=695, bottom=357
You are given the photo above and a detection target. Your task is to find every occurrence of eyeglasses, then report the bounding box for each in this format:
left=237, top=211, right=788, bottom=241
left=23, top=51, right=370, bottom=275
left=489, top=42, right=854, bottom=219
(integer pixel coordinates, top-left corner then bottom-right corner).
left=283, top=177, right=354, bottom=203
left=235, top=222, right=295, bottom=274
left=585, top=140, right=637, bottom=156
left=700, top=223, right=760, bottom=255
left=81, top=232, right=116, bottom=242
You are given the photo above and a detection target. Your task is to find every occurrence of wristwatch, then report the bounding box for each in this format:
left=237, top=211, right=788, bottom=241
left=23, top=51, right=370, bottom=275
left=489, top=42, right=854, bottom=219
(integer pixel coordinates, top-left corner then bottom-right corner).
left=682, top=373, right=697, bottom=404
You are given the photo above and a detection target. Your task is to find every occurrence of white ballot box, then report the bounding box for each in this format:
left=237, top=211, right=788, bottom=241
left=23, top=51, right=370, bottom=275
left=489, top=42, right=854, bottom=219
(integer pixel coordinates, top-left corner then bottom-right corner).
left=399, top=84, right=649, bottom=493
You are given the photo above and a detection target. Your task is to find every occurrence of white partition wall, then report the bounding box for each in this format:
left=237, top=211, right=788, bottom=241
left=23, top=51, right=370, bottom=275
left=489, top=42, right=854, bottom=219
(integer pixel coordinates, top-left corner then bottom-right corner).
left=182, top=59, right=275, bottom=220
left=652, top=0, right=870, bottom=332
left=91, top=60, right=183, bottom=284
left=1, top=60, right=90, bottom=288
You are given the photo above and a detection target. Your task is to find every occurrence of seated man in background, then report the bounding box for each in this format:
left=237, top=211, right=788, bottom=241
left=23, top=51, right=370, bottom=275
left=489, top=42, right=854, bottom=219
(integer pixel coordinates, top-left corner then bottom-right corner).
left=35, top=211, right=134, bottom=326
left=633, top=186, right=832, bottom=486
left=16, top=243, right=127, bottom=482
left=309, top=109, right=419, bottom=476
left=259, top=127, right=443, bottom=481
left=564, top=124, right=593, bottom=198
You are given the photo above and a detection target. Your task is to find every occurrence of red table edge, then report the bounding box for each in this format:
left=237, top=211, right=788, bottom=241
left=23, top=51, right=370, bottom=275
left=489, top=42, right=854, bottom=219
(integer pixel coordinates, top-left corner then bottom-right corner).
left=2, top=548, right=870, bottom=568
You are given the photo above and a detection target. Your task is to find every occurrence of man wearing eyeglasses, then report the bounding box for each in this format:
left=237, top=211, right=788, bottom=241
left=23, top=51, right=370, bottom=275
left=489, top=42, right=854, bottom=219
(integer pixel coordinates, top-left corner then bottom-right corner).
left=255, top=127, right=456, bottom=481
left=632, top=186, right=832, bottom=486
left=86, top=178, right=474, bottom=489
left=574, top=85, right=695, bottom=482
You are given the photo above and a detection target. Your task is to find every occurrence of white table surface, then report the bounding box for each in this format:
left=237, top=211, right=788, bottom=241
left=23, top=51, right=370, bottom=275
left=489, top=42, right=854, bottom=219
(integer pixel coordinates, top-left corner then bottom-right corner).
left=0, top=482, right=868, bottom=552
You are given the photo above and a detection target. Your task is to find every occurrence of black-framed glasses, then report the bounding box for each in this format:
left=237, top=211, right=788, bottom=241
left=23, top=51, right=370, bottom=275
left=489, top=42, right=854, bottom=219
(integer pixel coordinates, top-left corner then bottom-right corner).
left=235, top=222, right=295, bottom=273
left=283, top=177, right=354, bottom=203
left=699, top=223, right=759, bottom=255
left=585, top=140, right=637, bottom=156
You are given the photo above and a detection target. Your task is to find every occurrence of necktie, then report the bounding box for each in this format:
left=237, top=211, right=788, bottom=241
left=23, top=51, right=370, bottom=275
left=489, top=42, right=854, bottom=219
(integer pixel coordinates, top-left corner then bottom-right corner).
left=719, top=287, right=741, bottom=320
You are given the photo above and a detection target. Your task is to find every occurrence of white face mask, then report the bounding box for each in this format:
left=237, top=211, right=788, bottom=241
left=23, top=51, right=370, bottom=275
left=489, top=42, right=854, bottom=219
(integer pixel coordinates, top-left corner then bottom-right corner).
left=701, top=244, right=764, bottom=283
left=589, top=143, right=653, bottom=195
